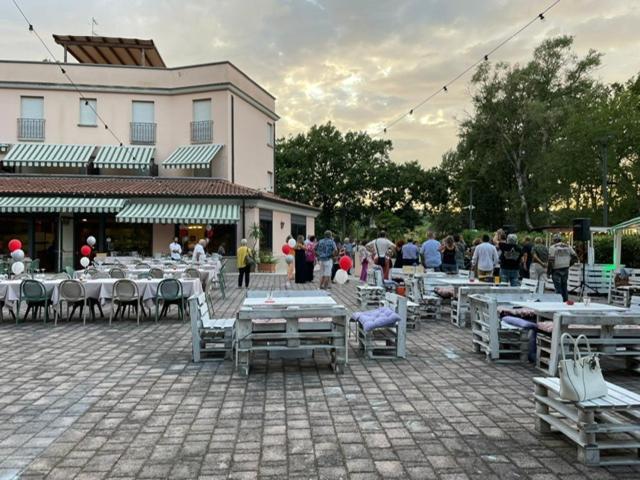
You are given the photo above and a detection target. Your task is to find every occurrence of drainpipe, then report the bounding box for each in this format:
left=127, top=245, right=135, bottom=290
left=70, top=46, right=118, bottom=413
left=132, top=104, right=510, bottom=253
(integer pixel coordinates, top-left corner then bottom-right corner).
left=242, top=199, right=246, bottom=240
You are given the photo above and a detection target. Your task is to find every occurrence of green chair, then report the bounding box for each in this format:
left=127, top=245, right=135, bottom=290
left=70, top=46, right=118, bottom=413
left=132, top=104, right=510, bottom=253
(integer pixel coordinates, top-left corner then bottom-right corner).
left=0, top=261, right=8, bottom=276
left=155, top=278, right=185, bottom=322
left=18, top=279, right=50, bottom=324
left=64, top=265, right=76, bottom=278
left=29, top=258, right=40, bottom=274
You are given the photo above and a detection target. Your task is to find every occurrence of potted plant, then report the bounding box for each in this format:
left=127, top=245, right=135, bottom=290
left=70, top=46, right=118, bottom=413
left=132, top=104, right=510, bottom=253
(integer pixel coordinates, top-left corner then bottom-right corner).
left=257, top=250, right=278, bottom=273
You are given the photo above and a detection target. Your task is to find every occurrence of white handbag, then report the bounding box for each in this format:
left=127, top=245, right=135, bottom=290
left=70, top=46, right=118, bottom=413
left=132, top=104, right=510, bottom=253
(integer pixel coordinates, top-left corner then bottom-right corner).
left=558, top=333, right=608, bottom=402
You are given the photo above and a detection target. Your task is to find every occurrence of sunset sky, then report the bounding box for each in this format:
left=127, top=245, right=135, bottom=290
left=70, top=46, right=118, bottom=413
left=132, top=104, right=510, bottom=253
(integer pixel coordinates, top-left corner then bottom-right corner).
left=3, top=0, right=638, bottom=167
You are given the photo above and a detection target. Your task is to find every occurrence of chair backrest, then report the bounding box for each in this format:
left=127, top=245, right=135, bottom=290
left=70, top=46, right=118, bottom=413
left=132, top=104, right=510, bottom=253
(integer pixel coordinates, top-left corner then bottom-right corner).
left=630, top=295, right=640, bottom=311
left=59, top=279, right=85, bottom=302
left=64, top=266, right=76, bottom=277
left=372, top=268, right=383, bottom=288
left=185, top=268, right=200, bottom=279
left=29, top=258, right=40, bottom=273
left=85, top=267, right=98, bottom=276
left=136, top=263, right=151, bottom=269
left=149, top=267, right=164, bottom=279
left=113, top=279, right=139, bottom=301
left=91, top=271, right=110, bottom=279
left=20, top=279, right=46, bottom=299
left=521, top=278, right=539, bottom=293
left=158, top=278, right=182, bottom=299
left=52, top=272, right=71, bottom=280
left=109, top=267, right=126, bottom=279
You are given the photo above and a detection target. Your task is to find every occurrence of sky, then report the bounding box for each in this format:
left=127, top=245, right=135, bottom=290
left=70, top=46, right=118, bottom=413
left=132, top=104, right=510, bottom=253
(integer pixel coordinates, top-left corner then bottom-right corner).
left=2, top=0, right=639, bottom=168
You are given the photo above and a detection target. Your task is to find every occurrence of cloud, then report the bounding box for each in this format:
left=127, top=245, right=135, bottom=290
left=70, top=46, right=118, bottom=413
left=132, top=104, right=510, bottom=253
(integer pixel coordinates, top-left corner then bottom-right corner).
left=2, top=0, right=639, bottom=168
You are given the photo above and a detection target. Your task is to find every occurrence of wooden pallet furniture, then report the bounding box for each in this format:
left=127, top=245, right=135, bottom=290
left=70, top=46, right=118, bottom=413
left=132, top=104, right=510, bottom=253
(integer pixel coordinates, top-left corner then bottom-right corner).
left=608, top=269, right=640, bottom=307
left=355, top=292, right=407, bottom=359
left=534, top=376, right=640, bottom=466
left=189, top=293, right=235, bottom=362
left=451, top=285, right=526, bottom=328
left=235, top=290, right=348, bottom=376
left=469, top=292, right=562, bottom=362
left=535, top=312, right=640, bottom=375
left=356, top=268, right=386, bottom=307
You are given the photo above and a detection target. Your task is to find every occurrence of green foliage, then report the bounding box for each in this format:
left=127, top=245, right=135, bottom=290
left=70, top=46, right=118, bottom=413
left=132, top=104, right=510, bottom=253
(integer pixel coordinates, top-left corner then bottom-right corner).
left=258, top=250, right=278, bottom=264
left=593, top=235, right=640, bottom=268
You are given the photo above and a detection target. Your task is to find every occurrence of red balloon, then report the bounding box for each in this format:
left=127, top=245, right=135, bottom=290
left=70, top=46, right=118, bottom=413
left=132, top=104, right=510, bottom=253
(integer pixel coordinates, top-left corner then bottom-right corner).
left=339, top=255, right=353, bottom=271
left=8, top=239, right=21, bottom=252
left=80, top=245, right=92, bottom=256
left=282, top=244, right=292, bottom=255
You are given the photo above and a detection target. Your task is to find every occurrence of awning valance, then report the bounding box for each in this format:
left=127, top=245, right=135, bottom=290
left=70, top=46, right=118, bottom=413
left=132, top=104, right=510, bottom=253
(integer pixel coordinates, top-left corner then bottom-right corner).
left=94, top=145, right=155, bottom=169
left=162, top=144, right=223, bottom=169
left=0, top=196, right=126, bottom=213
left=3, top=143, right=95, bottom=168
left=116, top=202, right=239, bottom=224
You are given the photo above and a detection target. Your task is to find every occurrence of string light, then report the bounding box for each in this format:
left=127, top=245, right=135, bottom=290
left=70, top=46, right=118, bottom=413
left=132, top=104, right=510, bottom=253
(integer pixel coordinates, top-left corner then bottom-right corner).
left=12, top=0, right=137, bottom=161
left=374, top=0, right=561, bottom=136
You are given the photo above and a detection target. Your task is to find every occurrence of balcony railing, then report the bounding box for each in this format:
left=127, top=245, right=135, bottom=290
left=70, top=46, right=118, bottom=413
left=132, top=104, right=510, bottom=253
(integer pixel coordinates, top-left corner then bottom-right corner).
left=17, top=118, right=45, bottom=141
left=130, top=122, right=157, bottom=145
left=190, top=120, right=213, bottom=144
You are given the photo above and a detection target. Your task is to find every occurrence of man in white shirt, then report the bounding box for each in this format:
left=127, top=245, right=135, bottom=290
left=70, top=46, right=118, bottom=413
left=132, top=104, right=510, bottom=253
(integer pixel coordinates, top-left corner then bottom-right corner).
left=471, top=234, right=499, bottom=281
left=366, top=231, right=394, bottom=268
left=193, top=239, right=206, bottom=263
left=169, top=237, right=182, bottom=261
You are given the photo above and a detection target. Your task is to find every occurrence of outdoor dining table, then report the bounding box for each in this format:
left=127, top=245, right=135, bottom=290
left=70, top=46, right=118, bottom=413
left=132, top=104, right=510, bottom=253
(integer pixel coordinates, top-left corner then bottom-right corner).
left=235, top=290, right=349, bottom=376
left=509, top=300, right=627, bottom=319
left=0, top=278, right=63, bottom=304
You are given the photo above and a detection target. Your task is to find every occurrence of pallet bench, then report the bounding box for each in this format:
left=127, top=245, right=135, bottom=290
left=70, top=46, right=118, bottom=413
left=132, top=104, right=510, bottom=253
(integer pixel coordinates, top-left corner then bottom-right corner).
left=189, top=293, right=235, bottom=362
left=354, top=292, right=407, bottom=359
left=534, top=376, right=640, bottom=466
left=452, top=285, right=527, bottom=328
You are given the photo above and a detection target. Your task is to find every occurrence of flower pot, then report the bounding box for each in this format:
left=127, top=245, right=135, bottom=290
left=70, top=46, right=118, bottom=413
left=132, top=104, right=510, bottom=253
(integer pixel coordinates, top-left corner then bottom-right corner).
left=258, top=263, right=276, bottom=273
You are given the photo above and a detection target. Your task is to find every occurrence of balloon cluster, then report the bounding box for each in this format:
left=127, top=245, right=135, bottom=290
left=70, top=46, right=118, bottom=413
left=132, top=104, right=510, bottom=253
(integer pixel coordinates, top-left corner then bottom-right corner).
left=335, top=255, right=353, bottom=285
left=281, top=238, right=297, bottom=256
left=8, top=239, right=25, bottom=275
left=80, top=236, right=97, bottom=269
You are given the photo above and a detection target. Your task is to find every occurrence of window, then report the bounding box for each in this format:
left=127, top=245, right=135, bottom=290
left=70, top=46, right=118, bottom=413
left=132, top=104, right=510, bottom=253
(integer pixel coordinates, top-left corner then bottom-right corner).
left=132, top=101, right=155, bottom=123
left=259, top=209, right=273, bottom=252
left=19, top=96, right=45, bottom=140
left=267, top=171, right=274, bottom=192
left=291, top=214, right=306, bottom=240
left=79, top=98, right=97, bottom=126
left=131, top=101, right=156, bottom=144
left=191, top=99, right=213, bottom=143
left=267, top=122, right=274, bottom=147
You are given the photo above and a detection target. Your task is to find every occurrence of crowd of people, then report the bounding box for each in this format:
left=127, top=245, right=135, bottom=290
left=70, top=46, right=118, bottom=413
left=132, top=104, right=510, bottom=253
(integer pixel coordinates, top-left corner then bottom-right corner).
left=231, top=228, right=579, bottom=300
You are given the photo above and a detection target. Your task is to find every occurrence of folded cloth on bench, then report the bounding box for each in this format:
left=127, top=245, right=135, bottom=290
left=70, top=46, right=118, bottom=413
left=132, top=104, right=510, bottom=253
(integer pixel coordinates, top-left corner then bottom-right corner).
left=434, top=286, right=454, bottom=299
left=498, top=306, right=537, bottom=320
left=537, top=321, right=554, bottom=333
left=352, top=307, right=401, bottom=332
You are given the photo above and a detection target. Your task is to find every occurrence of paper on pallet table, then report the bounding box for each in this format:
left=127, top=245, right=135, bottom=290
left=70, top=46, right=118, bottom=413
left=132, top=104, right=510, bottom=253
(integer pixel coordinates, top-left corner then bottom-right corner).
left=510, top=301, right=627, bottom=314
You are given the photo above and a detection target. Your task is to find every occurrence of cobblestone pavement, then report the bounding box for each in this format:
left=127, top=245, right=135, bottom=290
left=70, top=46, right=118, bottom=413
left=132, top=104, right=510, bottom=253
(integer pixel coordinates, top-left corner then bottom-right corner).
left=1, top=274, right=639, bottom=479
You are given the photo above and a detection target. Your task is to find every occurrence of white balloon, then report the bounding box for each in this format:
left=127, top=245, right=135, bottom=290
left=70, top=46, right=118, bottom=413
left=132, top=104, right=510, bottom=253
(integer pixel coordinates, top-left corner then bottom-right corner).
left=86, top=236, right=97, bottom=246
left=285, top=254, right=294, bottom=265
left=11, top=249, right=25, bottom=261
left=287, top=238, right=296, bottom=248
left=80, top=256, right=90, bottom=268
left=334, top=269, right=348, bottom=284
left=11, top=261, right=25, bottom=275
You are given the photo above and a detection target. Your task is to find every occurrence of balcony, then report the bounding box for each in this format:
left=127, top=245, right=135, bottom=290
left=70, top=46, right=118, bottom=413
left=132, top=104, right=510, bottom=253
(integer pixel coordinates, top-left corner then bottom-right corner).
left=130, top=122, right=157, bottom=145
left=17, top=118, right=45, bottom=141
left=190, top=120, right=213, bottom=144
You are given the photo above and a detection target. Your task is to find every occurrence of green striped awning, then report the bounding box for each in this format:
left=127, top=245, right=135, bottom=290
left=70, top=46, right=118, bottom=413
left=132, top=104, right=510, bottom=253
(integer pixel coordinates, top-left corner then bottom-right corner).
left=94, top=145, right=155, bottom=169
left=3, top=143, right=95, bottom=167
left=162, top=144, right=223, bottom=169
left=116, top=202, right=239, bottom=224
left=0, top=196, right=126, bottom=213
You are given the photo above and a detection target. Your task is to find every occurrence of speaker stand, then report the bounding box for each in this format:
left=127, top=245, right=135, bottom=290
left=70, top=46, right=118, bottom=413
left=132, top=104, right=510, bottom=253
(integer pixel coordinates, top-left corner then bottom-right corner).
left=570, top=261, right=599, bottom=297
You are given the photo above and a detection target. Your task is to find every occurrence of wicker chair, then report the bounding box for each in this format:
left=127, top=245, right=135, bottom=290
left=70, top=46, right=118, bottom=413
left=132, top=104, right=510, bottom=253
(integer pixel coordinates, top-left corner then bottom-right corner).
left=57, top=279, right=88, bottom=325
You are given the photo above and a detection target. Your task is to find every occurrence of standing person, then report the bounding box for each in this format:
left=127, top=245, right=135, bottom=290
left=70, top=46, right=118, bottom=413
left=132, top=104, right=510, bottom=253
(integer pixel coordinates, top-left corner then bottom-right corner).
left=358, top=240, right=371, bottom=282
left=315, top=230, right=337, bottom=289
left=294, top=235, right=307, bottom=284
left=453, top=234, right=466, bottom=270
left=471, top=234, right=499, bottom=282
left=169, top=237, right=182, bottom=261
left=401, top=239, right=420, bottom=266
left=193, top=239, right=206, bottom=263
left=304, top=235, right=317, bottom=282
left=236, top=239, right=252, bottom=288
left=530, top=237, right=549, bottom=288
left=440, top=236, right=458, bottom=274
left=343, top=237, right=354, bottom=270
left=421, top=232, right=442, bottom=271
left=548, top=234, right=578, bottom=301
left=520, top=236, right=533, bottom=279
left=366, top=231, right=395, bottom=270
left=217, top=243, right=226, bottom=257
left=393, top=240, right=405, bottom=269
left=332, top=241, right=346, bottom=281
left=499, top=234, right=522, bottom=286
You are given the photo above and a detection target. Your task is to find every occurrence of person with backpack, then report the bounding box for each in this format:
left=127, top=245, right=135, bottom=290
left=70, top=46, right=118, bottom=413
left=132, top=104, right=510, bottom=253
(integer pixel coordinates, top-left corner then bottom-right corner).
left=498, top=234, right=522, bottom=286
left=548, top=234, right=578, bottom=301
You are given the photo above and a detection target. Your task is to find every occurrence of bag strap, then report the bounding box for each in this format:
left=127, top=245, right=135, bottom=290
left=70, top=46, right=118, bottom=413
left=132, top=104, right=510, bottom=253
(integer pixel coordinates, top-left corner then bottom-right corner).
left=574, top=334, right=592, bottom=360
left=560, top=333, right=575, bottom=363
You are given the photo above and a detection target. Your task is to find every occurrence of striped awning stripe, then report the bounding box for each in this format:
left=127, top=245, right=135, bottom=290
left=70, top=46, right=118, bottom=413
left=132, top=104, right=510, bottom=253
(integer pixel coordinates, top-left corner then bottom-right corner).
left=94, top=145, right=155, bottom=169
left=0, top=196, right=126, bottom=213
left=162, top=144, right=223, bottom=169
left=3, top=143, right=95, bottom=167
left=116, top=202, right=239, bottom=224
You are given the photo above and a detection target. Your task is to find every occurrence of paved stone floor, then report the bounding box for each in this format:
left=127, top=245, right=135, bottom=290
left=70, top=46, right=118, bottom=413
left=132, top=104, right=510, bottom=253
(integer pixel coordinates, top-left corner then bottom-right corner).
left=1, top=274, right=639, bottom=479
